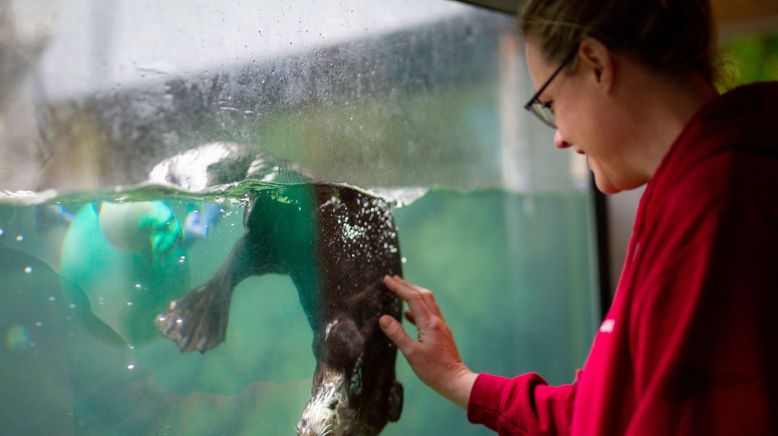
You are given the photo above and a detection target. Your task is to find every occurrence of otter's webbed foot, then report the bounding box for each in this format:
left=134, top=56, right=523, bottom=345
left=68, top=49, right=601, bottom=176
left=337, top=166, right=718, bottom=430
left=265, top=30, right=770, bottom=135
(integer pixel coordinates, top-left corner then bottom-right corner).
left=155, top=283, right=231, bottom=353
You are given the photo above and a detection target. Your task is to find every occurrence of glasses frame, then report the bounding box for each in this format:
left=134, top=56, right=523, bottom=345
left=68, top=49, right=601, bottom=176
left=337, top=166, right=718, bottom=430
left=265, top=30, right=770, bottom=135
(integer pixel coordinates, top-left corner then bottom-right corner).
left=523, top=49, right=578, bottom=129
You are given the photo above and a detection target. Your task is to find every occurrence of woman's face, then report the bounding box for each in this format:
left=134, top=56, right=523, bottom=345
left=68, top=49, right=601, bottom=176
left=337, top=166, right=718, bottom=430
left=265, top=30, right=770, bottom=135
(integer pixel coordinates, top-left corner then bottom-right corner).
left=524, top=40, right=638, bottom=194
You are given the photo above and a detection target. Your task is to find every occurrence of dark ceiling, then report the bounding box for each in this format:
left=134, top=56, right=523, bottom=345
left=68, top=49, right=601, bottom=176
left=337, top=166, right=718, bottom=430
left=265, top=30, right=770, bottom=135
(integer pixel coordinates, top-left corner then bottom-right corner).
left=456, top=0, right=778, bottom=37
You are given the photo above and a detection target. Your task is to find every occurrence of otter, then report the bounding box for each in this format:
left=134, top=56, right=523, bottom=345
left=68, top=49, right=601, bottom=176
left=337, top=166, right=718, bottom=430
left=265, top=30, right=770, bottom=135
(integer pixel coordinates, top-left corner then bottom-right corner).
left=155, top=183, right=403, bottom=435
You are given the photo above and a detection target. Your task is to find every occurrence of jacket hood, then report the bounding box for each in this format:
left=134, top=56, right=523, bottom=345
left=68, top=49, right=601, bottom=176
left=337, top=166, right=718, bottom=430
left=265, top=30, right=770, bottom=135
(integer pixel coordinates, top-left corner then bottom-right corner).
left=672, top=81, right=778, bottom=161
left=650, top=81, right=778, bottom=187
left=634, top=81, right=778, bottom=239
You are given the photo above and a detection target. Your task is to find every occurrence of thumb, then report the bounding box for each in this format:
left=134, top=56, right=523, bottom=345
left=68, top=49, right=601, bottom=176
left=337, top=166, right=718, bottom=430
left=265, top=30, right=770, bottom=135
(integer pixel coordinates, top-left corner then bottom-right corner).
left=380, top=315, right=416, bottom=356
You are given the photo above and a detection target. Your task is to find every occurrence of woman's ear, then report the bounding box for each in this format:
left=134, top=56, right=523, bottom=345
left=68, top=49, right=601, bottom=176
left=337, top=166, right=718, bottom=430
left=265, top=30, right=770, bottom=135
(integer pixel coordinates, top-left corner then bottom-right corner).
left=578, top=37, right=615, bottom=92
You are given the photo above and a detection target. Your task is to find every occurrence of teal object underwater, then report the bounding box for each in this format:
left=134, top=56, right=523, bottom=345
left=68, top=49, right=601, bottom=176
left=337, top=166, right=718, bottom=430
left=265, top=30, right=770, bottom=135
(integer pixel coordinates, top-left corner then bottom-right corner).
left=59, top=202, right=190, bottom=345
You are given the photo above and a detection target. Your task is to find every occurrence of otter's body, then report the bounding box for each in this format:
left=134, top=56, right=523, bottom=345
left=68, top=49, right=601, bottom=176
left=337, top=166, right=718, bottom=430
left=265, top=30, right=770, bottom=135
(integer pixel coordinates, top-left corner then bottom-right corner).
left=156, top=183, right=403, bottom=435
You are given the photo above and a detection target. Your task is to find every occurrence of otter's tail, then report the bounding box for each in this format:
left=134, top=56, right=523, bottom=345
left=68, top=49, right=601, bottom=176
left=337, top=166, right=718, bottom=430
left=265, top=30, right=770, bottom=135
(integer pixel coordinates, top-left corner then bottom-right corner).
left=154, top=280, right=232, bottom=353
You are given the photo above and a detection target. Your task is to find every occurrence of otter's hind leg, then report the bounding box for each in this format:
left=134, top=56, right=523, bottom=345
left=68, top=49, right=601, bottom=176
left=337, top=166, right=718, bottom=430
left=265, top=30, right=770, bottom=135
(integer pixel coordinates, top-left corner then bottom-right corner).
left=155, top=234, right=256, bottom=353
left=155, top=278, right=232, bottom=353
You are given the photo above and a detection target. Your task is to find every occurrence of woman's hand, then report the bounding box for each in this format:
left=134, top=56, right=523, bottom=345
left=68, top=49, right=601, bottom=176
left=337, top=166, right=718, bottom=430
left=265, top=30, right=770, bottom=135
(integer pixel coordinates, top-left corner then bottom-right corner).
left=379, top=275, right=478, bottom=409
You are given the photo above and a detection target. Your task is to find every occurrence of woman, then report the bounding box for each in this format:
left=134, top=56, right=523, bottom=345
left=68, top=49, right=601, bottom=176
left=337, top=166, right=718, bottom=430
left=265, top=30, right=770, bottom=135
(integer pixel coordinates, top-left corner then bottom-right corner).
left=379, top=1, right=778, bottom=434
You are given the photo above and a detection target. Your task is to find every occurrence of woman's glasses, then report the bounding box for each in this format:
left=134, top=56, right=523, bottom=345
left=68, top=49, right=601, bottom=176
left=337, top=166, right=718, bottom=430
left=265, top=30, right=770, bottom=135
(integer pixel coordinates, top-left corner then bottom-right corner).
left=523, top=50, right=577, bottom=129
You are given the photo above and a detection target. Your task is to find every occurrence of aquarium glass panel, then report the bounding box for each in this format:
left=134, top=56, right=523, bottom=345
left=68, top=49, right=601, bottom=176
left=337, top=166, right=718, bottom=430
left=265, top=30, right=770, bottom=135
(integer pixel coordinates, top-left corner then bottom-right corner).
left=0, top=1, right=599, bottom=435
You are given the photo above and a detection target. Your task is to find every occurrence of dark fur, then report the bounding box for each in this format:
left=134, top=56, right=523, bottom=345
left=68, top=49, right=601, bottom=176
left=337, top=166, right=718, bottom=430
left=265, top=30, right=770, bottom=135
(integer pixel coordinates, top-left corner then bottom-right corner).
left=156, top=183, right=403, bottom=434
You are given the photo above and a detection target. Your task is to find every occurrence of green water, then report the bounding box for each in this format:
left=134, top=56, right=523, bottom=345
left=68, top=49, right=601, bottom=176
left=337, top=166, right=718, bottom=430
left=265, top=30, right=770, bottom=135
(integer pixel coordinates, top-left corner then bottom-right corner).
left=0, top=184, right=598, bottom=435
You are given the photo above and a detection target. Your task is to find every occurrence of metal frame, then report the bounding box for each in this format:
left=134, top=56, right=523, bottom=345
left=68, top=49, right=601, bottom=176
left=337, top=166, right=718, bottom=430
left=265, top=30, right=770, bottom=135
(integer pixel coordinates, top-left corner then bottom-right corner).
left=456, top=0, right=518, bottom=15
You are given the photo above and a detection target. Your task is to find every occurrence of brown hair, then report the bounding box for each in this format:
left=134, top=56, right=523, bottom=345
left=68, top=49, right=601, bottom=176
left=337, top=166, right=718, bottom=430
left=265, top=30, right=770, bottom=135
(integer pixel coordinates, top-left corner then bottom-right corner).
left=519, top=0, right=717, bottom=82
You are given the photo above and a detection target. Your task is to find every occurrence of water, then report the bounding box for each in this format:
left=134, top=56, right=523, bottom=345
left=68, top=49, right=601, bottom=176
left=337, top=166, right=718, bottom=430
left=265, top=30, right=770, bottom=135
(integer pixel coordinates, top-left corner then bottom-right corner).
left=0, top=183, right=597, bottom=435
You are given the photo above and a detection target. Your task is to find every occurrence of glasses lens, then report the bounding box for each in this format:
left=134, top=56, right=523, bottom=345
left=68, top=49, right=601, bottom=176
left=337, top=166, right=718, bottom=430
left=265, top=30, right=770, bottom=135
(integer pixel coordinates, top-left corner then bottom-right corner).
left=530, top=102, right=556, bottom=129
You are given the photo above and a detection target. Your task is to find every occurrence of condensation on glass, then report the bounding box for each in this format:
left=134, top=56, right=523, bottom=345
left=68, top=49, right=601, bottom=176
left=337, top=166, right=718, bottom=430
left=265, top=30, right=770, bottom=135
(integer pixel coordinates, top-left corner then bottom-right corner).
left=0, top=1, right=598, bottom=436
left=0, top=0, right=587, bottom=196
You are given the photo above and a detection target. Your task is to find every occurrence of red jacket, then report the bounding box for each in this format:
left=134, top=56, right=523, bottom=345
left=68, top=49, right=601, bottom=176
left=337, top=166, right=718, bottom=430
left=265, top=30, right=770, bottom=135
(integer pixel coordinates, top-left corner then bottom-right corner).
left=467, top=82, right=778, bottom=435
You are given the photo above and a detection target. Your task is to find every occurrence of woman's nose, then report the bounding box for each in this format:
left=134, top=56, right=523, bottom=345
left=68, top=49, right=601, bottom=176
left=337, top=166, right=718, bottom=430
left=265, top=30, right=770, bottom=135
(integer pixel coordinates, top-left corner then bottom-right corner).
left=554, top=130, right=572, bottom=149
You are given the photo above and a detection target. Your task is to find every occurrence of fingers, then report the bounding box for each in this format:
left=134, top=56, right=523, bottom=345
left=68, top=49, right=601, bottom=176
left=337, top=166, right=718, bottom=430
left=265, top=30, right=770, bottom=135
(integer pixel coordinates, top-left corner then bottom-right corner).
left=417, top=287, right=444, bottom=320
left=379, top=315, right=416, bottom=357
left=380, top=279, right=473, bottom=408
left=384, top=275, right=444, bottom=321
left=384, top=275, right=434, bottom=325
left=404, top=310, right=416, bottom=325
left=396, top=276, right=443, bottom=319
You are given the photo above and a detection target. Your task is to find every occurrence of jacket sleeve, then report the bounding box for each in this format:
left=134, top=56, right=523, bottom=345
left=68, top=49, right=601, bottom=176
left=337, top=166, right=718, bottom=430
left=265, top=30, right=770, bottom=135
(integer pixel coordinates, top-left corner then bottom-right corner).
left=467, top=372, right=576, bottom=435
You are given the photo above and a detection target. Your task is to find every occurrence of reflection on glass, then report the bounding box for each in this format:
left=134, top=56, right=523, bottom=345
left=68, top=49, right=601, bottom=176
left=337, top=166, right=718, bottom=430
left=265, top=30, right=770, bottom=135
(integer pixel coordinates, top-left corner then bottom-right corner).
left=0, top=1, right=598, bottom=435
left=2, top=0, right=584, bottom=193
